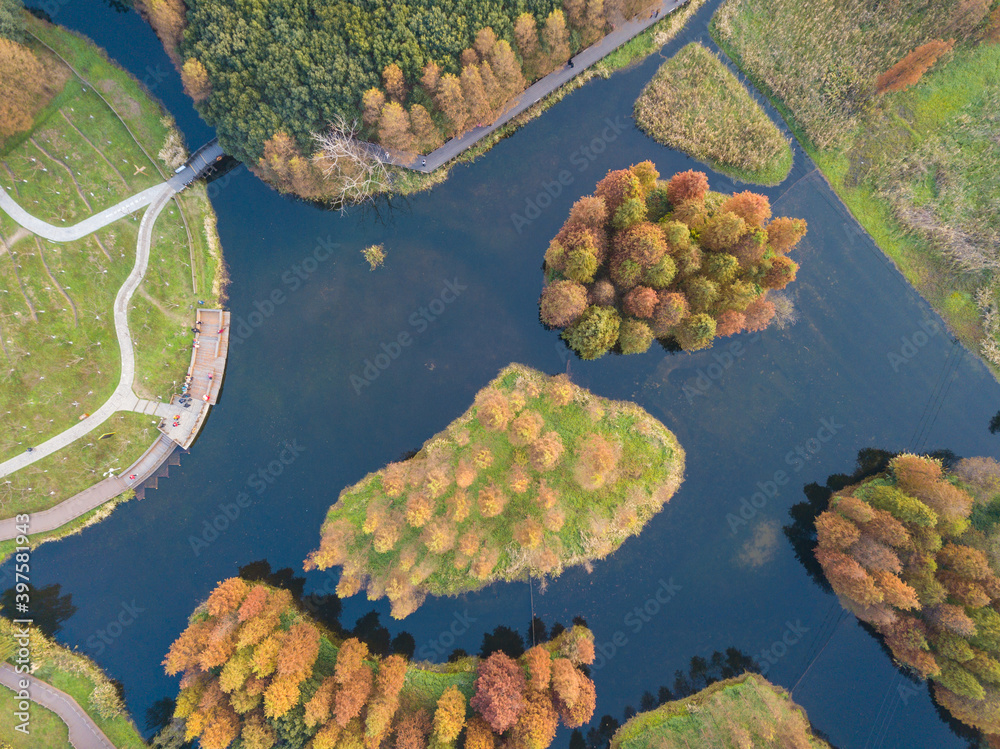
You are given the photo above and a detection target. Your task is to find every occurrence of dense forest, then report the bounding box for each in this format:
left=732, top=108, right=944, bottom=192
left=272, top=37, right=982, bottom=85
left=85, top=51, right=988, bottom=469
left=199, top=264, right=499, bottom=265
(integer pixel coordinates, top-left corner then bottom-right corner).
left=540, top=162, right=806, bottom=357
left=306, top=364, right=684, bottom=618
left=162, top=577, right=597, bottom=749
left=137, top=0, right=659, bottom=198
left=814, top=454, right=1000, bottom=739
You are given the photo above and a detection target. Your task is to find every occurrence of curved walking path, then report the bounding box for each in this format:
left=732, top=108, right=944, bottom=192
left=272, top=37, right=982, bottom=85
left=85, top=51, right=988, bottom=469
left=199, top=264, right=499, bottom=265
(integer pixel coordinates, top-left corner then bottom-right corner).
left=0, top=182, right=168, bottom=242
left=391, top=0, right=688, bottom=172
left=0, top=183, right=175, bottom=478
left=0, top=663, right=115, bottom=749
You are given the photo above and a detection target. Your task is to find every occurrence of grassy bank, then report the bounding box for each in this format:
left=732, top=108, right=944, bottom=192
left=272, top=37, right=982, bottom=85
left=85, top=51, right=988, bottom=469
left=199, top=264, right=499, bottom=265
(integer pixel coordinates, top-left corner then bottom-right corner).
left=634, top=43, right=792, bottom=184
left=0, top=13, right=225, bottom=520
left=611, top=673, right=830, bottom=749
left=0, top=683, right=70, bottom=748
left=712, top=0, right=1000, bottom=375
left=0, top=618, right=146, bottom=748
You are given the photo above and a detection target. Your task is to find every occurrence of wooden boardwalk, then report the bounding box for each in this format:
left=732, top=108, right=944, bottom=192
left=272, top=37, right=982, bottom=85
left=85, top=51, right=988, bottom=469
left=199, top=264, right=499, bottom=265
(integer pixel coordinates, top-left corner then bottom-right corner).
left=0, top=310, right=230, bottom=541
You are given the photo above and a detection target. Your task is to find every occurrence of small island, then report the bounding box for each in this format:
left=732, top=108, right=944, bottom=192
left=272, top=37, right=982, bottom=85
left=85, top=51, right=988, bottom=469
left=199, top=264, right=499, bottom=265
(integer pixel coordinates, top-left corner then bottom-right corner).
left=541, top=162, right=806, bottom=358
left=610, top=673, right=830, bottom=749
left=814, top=454, right=1000, bottom=740
left=164, top=577, right=597, bottom=749
left=306, top=364, right=685, bottom=618
left=634, top=42, right=792, bottom=185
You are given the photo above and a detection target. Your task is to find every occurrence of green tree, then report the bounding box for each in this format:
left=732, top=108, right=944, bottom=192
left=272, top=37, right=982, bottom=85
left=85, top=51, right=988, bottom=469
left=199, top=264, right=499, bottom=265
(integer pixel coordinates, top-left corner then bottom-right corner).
left=562, top=306, right=621, bottom=359
left=0, top=0, right=25, bottom=43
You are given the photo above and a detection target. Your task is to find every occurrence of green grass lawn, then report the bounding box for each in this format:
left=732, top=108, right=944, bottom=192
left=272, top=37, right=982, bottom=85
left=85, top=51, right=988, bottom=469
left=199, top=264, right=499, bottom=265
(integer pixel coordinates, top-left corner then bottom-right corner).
left=712, top=0, right=1000, bottom=375
left=0, top=13, right=225, bottom=520
left=611, top=674, right=830, bottom=749
left=0, top=682, right=70, bottom=749
left=634, top=42, right=792, bottom=185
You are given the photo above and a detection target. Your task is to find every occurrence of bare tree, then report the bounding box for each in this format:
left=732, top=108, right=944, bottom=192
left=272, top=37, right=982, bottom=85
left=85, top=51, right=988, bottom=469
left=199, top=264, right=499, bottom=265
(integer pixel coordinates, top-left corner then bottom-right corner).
left=312, top=115, right=391, bottom=208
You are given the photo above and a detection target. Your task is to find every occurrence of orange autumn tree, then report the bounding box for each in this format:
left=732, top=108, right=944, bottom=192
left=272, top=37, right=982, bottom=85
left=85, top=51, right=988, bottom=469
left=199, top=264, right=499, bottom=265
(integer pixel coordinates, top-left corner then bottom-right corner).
left=165, top=578, right=596, bottom=749
left=814, top=455, right=1000, bottom=738
left=541, top=164, right=807, bottom=357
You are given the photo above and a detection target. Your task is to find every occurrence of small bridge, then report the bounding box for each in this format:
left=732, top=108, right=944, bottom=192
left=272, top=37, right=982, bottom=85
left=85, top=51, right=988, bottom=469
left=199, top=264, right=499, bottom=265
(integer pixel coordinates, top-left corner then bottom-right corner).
left=168, top=138, right=227, bottom=190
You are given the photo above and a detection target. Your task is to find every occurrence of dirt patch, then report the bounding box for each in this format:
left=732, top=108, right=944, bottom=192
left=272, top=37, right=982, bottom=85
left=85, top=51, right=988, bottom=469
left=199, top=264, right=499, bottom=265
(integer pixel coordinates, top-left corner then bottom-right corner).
left=97, top=79, right=141, bottom=118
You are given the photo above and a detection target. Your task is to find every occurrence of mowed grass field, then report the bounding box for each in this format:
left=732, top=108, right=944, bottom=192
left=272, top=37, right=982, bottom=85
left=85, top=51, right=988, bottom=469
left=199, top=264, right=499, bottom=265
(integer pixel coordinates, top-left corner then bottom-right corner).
left=712, top=0, right=1000, bottom=374
left=0, top=14, right=225, bottom=518
left=634, top=42, right=792, bottom=185
left=0, top=682, right=70, bottom=749
left=611, top=674, right=830, bottom=749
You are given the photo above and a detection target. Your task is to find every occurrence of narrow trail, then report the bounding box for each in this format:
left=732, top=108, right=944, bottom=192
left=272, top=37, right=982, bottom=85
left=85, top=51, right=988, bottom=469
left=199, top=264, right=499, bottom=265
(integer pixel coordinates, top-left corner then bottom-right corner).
left=58, top=109, right=130, bottom=188
left=33, top=235, right=80, bottom=328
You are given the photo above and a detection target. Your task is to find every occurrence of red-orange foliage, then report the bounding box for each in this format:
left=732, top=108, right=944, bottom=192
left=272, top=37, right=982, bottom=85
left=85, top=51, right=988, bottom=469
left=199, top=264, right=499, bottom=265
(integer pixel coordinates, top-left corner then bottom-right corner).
left=277, top=621, right=321, bottom=678
left=763, top=256, right=798, bottom=290
left=715, top=310, right=746, bottom=337
left=470, top=652, right=527, bottom=733
left=939, top=571, right=991, bottom=608
left=208, top=578, right=251, bottom=617
left=529, top=432, right=565, bottom=472
left=926, top=603, right=977, bottom=637
left=336, top=639, right=369, bottom=683
left=509, top=411, right=545, bottom=447
left=558, top=628, right=596, bottom=666
left=478, top=483, right=508, bottom=518
left=383, top=63, right=406, bottom=101
left=305, top=677, right=337, bottom=727
left=405, top=491, right=435, bottom=528
left=200, top=704, right=241, bottom=749
left=742, top=297, right=776, bottom=333
left=613, top=223, right=667, bottom=267
left=835, top=494, right=875, bottom=524
left=876, top=39, right=955, bottom=94
left=862, top=508, right=910, bottom=548
left=721, top=191, right=772, bottom=228
left=815, top=547, right=883, bottom=606
left=335, top=662, right=373, bottom=727
left=552, top=669, right=595, bottom=728
left=816, top=511, right=861, bottom=550
left=766, top=217, right=807, bottom=253
left=871, top=570, right=921, bottom=610
left=238, top=586, right=269, bottom=622
left=849, top=536, right=902, bottom=573
left=594, top=169, right=641, bottom=215
left=476, top=389, right=512, bottom=431
left=365, top=655, right=408, bottom=747
left=665, top=170, right=709, bottom=205
left=622, top=286, right=658, bottom=318
left=524, top=647, right=552, bottom=692
left=540, top=281, right=589, bottom=327
left=939, top=543, right=991, bottom=581
left=396, top=709, right=431, bottom=749
left=164, top=619, right=214, bottom=675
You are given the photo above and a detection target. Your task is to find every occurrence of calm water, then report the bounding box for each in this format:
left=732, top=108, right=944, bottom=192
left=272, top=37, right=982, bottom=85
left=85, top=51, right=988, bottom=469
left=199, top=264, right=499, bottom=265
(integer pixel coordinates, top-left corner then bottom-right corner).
left=6, top=2, right=999, bottom=747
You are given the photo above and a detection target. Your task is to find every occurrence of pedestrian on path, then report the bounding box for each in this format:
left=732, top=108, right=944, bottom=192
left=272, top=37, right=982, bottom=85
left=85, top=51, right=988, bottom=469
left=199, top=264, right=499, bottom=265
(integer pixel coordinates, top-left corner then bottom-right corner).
left=129, top=474, right=137, bottom=480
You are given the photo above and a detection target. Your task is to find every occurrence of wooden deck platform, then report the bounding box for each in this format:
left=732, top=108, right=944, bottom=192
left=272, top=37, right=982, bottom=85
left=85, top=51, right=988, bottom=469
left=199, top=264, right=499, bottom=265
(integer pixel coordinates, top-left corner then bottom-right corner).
left=158, top=309, right=230, bottom=450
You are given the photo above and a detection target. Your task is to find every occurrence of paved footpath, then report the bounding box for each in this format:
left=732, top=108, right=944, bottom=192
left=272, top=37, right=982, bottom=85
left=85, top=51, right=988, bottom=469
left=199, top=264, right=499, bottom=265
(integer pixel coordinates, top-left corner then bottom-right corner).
left=0, top=182, right=168, bottom=242
left=0, top=663, right=115, bottom=749
left=392, top=0, right=686, bottom=172
left=0, top=183, right=175, bottom=478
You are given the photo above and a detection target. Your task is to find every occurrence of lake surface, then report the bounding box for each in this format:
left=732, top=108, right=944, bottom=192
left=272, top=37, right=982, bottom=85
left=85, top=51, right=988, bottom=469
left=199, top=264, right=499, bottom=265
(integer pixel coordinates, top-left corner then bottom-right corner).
left=5, top=1, right=998, bottom=747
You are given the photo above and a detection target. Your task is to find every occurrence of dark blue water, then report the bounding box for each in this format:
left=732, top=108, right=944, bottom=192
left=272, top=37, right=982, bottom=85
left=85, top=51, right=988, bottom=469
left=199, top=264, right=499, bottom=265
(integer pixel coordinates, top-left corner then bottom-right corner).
left=7, top=2, right=999, bottom=747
